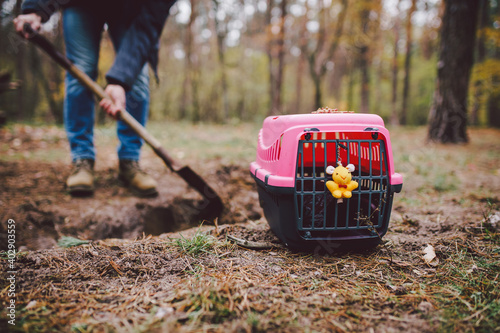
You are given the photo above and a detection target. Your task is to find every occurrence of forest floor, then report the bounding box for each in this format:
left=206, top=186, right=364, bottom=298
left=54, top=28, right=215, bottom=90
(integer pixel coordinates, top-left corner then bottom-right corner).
left=0, top=121, right=499, bottom=332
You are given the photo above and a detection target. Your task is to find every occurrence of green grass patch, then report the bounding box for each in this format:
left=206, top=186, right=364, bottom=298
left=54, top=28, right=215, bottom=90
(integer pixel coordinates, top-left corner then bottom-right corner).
left=172, top=229, right=216, bottom=257
left=57, top=236, right=90, bottom=248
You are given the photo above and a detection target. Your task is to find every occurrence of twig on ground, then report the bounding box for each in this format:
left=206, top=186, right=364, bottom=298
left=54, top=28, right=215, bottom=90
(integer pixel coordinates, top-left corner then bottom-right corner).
left=227, top=235, right=276, bottom=250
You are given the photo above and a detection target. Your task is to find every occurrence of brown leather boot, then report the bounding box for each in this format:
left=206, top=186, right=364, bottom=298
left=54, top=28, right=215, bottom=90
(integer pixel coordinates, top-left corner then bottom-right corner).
left=66, top=159, right=94, bottom=196
left=119, top=160, right=158, bottom=197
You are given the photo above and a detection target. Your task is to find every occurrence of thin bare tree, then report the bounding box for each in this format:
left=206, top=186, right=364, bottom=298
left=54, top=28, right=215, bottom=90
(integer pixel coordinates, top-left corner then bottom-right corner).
left=301, top=0, right=348, bottom=109
left=212, top=0, right=229, bottom=121
left=401, top=0, right=417, bottom=125
left=266, top=0, right=288, bottom=115
left=390, top=0, right=402, bottom=126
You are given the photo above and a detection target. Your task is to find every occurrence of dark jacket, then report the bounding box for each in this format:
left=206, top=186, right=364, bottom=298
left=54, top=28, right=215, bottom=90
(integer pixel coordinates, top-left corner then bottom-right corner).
left=22, top=0, right=176, bottom=90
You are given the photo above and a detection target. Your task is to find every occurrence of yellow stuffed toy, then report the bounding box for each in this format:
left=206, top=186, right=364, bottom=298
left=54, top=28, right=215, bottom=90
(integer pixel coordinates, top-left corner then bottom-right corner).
left=326, top=162, right=359, bottom=203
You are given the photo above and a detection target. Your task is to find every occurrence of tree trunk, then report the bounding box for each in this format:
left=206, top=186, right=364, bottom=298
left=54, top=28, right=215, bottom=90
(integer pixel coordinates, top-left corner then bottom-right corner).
left=302, top=0, right=348, bottom=110
left=373, top=55, right=383, bottom=115
left=309, top=56, right=322, bottom=110
left=390, top=0, right=401, bottom=126
left=471, top=0, right=489, bottom=126
left=213, top=0, right=229, bottom=122
left=0, top=0, right=5, bottom=54
left=275, top=0, right=287, bottom=114
left=181, top=0, right=201, bottom=122
left=428, top=0, right=480, bottom=143
left=358, top=0, right=381, bottom=114
left=179, top=15, right=191, bottom=120
left=266, top=0, right=275, bottom=115
left=359, top=44, right=369, bottom=113
left=347, top=64, right=355, bottom=109
left=14, top=0, right=26, bottom=121
left=293, top=10, right=308, bottom=114
left=266, top=0, right=287, bottom=115
left=34, top=47, right=63, bottom=123
left=294, top=53, right=305, bottom=114
left=329, top=49, right=347, bottom=103
left=401, top=0, right=416, bottom=125
left=488, top=0, right=500, bottom=127
left=488, top=94, right=500, bottom=127
left=358, top=2, right=371, bottom=114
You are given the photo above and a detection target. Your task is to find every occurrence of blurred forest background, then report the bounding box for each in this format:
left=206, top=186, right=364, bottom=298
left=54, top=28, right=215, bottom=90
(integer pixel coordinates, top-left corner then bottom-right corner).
left=0, top=0, right=499, bottom=128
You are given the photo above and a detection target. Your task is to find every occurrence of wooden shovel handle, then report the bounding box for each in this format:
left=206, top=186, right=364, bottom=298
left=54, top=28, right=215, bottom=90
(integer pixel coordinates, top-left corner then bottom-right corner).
left=23, top=24, right=180, bottom=171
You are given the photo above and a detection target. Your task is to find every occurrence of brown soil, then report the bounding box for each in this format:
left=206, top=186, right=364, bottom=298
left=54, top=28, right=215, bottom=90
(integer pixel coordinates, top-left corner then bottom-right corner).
left=0, top=125, right=499, bottom=332
left=0, top=123, right=263, bottom=251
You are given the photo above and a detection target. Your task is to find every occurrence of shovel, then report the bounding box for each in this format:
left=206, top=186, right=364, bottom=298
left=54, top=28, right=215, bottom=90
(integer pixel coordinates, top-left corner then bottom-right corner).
left=22, top=24, right=223, bottom=217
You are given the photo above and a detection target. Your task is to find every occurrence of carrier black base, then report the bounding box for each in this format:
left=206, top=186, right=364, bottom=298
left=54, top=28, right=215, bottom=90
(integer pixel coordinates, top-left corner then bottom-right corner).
left=253, top=174, right=398, bottom=252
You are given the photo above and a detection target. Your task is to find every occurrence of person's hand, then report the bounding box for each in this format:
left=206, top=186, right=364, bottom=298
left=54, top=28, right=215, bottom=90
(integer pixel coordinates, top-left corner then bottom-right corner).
left=13, top=13, right=42, bottom=38
left=100, top=84, right=126, bottom=118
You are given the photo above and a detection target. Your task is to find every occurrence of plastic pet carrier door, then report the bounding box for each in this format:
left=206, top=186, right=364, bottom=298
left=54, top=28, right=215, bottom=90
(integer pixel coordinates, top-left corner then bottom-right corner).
left=250, top=112, right=403, bottom=251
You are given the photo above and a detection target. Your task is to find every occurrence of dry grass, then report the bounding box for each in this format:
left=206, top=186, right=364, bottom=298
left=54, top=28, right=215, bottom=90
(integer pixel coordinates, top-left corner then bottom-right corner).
left=1, top=124, right=499, bottom=332
left=2, top=225, right=498, bottom=332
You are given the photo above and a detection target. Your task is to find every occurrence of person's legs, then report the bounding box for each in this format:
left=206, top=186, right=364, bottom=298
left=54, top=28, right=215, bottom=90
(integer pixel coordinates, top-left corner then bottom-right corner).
left=106, top=15, right=156, bottom=196
left=63, top=7, right=104, bottom=162
left=63, top=7, right=104, bottom=195
left=106, top=19, right=150, bottom=161
left=116, top=65, right=149, bottom=161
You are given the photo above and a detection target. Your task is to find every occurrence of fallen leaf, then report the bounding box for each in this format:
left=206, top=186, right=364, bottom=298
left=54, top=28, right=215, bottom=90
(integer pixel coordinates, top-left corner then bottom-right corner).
left=422, top=244, right=439, bottom=266
left=25, top=300, right=37, bottom=310
left=418, top=301, right=434, bottom=314
left=386, top=283, right=408, bottom=295
left=155, top=306, right=174, bottom=319
left=466, top=264, right=479, bottom=274
left=485, top=212, right=500, bottom=230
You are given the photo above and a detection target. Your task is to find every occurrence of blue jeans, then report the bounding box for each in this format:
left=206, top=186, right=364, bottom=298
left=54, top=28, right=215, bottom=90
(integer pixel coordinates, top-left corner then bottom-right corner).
left=63, top=6, right=150, bottom=162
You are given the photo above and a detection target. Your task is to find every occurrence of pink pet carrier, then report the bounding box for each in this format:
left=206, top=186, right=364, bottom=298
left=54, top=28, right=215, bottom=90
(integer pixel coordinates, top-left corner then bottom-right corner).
left=250, top=111, right=403, bottom=251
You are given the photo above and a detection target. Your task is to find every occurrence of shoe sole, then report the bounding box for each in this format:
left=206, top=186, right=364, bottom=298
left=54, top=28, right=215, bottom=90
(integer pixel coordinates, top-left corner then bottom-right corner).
left=134, top=187, right=159, bottom=198
left=68, top=185, right=94, bottom=197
